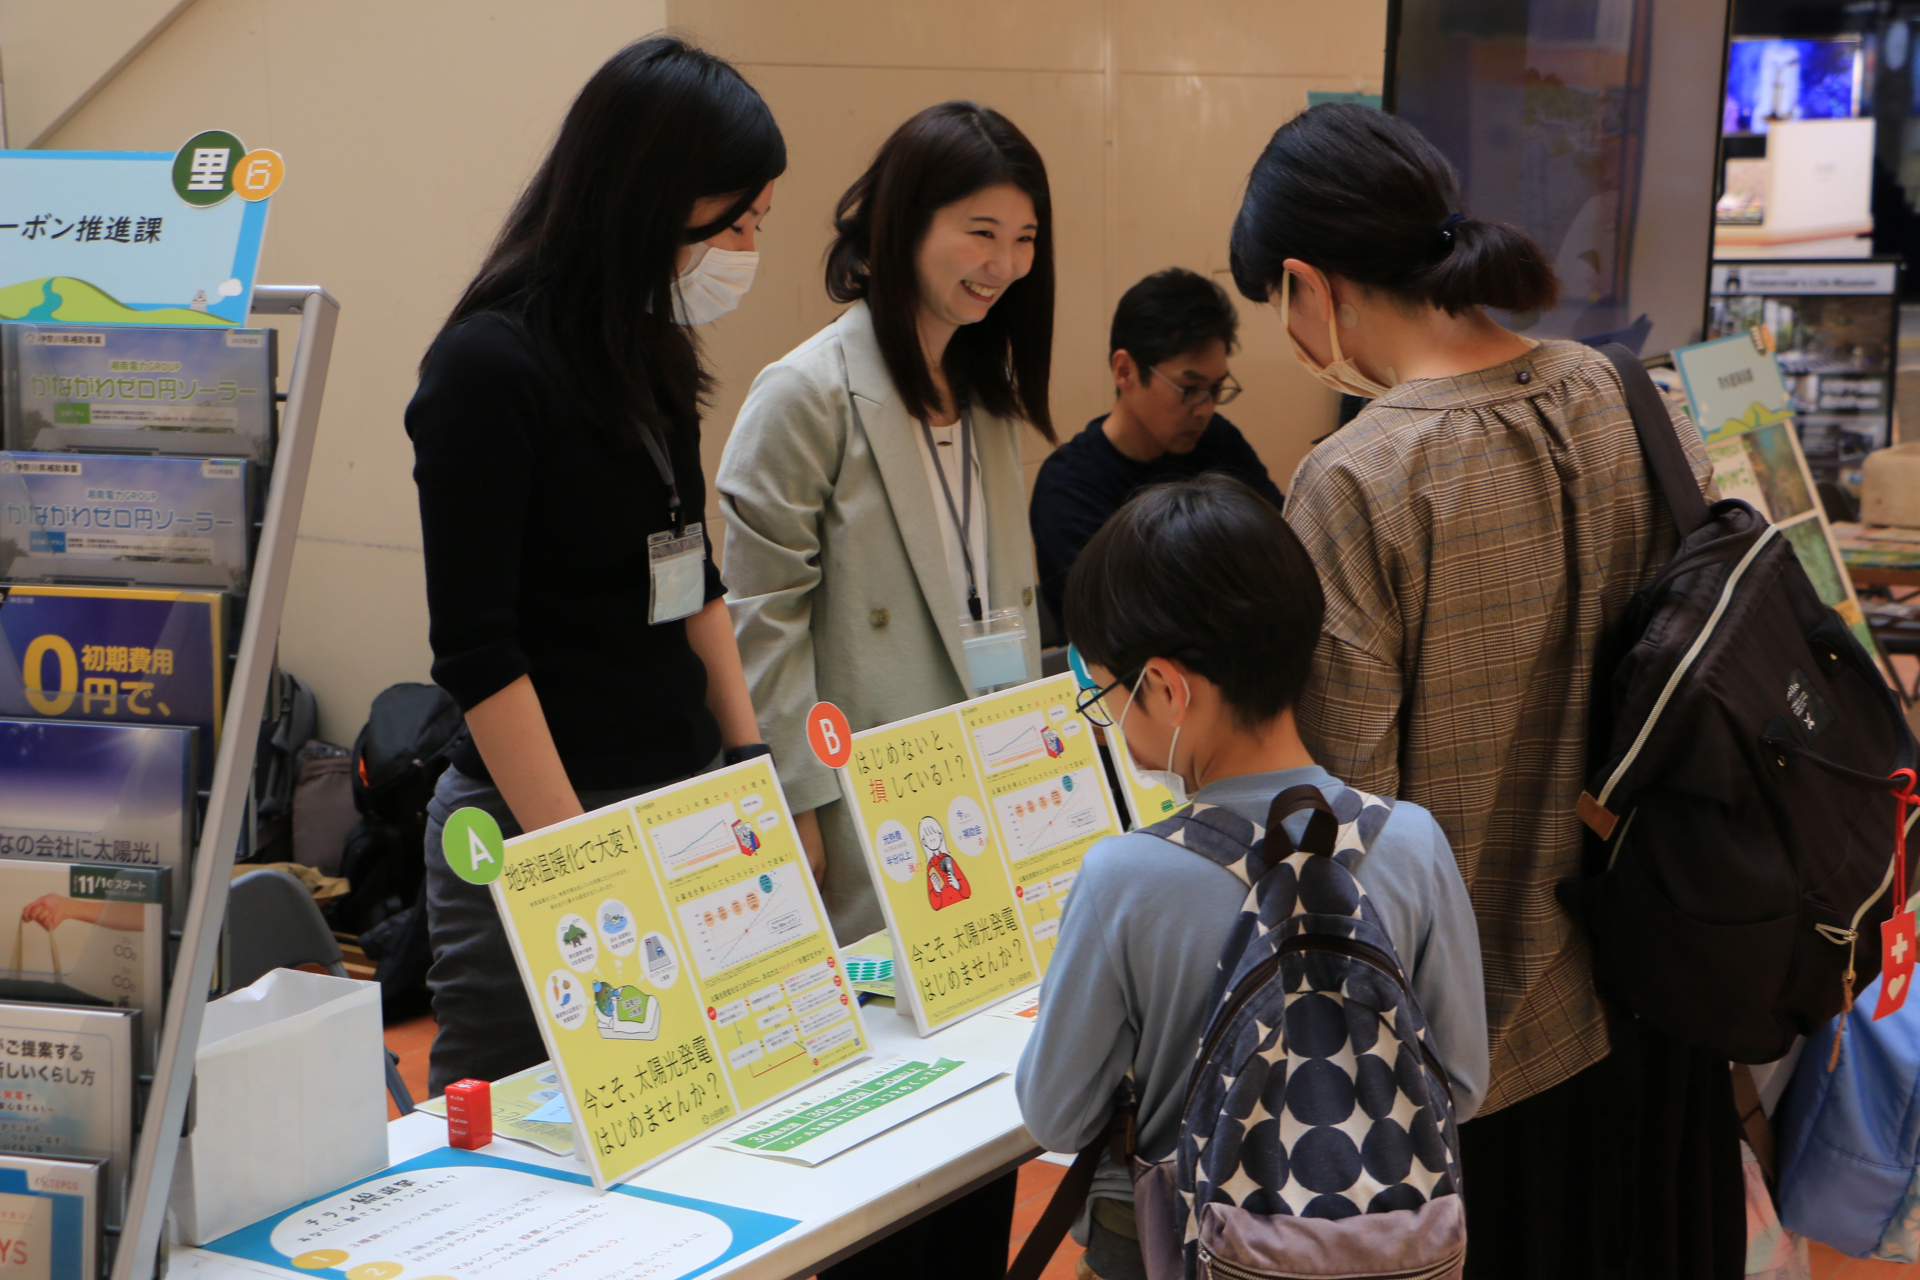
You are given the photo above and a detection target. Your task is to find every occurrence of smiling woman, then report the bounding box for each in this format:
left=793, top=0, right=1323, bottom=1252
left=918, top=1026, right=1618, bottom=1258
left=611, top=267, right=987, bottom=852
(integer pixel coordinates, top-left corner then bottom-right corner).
left=715, top=100, right=1055, bottom=1280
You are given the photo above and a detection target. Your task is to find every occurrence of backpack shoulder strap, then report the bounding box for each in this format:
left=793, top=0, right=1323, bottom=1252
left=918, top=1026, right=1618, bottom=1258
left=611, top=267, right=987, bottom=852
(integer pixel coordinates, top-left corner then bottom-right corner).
left=1598, top=342, right=1710, bottom=537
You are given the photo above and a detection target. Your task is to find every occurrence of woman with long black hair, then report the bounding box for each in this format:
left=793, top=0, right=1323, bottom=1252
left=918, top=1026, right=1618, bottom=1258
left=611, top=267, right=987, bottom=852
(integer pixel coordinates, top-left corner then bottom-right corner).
left=407, top=36, right=783, bottom=1094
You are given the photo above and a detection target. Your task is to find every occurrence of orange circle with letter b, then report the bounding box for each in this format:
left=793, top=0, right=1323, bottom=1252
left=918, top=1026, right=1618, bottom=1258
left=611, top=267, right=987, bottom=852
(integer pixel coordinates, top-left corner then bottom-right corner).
left=807, top=701, right=852, bottom=769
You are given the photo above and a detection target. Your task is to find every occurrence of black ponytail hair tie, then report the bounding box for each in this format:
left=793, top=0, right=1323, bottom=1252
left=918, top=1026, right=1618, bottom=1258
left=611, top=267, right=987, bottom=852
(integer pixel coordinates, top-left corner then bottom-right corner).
left=1438, top=212, right=1465, bottom=246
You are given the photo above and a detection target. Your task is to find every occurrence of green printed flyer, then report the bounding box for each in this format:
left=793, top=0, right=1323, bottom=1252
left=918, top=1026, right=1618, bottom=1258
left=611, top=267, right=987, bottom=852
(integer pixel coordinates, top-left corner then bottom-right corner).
left=715, top=1055, right=1005, bottom=1166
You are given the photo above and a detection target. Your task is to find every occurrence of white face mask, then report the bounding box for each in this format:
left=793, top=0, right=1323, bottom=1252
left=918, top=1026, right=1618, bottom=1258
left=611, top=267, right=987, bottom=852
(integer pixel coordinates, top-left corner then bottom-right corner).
left=1280, top=272, right=1397, bottom=399
left=672, top=243, right=758, bottom=326
left=1120, top=665, right=1191, bottom=808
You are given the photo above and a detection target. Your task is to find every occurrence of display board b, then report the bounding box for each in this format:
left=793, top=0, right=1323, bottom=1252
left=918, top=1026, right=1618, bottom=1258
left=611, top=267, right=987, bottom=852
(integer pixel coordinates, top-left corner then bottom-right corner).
left=836, top=673, right=1125, bottom=1034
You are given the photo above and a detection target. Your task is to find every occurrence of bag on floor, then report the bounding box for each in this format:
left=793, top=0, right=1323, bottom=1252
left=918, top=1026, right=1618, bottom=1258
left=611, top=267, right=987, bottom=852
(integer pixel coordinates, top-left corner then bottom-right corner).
left=1562, top=345, right=1917, bottom=1064
left=1775, top=967, right=1920, bottom=1261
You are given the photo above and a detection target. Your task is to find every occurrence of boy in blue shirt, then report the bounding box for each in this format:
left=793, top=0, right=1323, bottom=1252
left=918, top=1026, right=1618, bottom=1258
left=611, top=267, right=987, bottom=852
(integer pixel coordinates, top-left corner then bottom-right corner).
left=1015, top=475, right=1487, bottom=1280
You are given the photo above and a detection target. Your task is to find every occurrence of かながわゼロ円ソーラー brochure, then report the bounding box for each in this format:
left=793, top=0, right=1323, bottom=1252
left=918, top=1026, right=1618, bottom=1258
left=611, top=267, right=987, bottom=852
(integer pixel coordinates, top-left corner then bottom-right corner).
left=2, top=324, right=276, bottom=466
left=0, top=452, right=253, bottom=591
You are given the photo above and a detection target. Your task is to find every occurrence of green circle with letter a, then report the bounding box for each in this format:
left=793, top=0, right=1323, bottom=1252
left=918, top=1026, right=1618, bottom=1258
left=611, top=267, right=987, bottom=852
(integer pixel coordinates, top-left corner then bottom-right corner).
left=172, top=130, right=244, bottom=206
left=444, top=807, right=506, bottom=885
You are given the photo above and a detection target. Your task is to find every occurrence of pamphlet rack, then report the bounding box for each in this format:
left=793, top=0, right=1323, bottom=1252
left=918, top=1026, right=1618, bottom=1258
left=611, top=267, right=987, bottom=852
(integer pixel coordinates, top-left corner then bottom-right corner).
left=109, top=285, right=339, bottom=1280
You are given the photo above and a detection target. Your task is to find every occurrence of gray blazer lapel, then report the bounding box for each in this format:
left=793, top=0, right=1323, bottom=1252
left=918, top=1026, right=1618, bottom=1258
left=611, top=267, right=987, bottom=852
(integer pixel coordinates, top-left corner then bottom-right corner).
left=837, top=304, right=970, bottom=683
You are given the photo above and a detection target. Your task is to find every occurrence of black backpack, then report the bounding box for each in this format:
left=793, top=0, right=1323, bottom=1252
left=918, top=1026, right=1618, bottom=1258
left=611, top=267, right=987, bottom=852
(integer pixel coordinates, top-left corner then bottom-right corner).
left=1560, top=346, right=1917, bottom=1064
left=251, top=668, right=317, bottom=862
left=337, top=682, right=462, bottom=936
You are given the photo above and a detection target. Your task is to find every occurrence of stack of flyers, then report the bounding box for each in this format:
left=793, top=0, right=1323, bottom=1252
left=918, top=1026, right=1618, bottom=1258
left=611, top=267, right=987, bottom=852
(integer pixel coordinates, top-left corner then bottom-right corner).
left=0, top=1153, right=103, bottom=1280
left=0, top=1004, right=135, bottom=1228
left=0, top=453, right=253, bottom=591
left=0, top=862, right=166, bottom=1072
left=2, top=324, right=275, bottom=466
left=0, top=585, right=226, bottom=777
left=0, top=720, right=195, bottom=930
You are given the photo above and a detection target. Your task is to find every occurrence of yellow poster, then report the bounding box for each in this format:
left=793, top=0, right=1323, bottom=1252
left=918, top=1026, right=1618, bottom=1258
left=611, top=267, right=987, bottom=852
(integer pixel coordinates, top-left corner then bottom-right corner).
left=1107, top=723, right=1179, bottom=827
left=632, top=763, right=867, bottom=1112
left=957, top=674, right=1123, bottom=969
left=488, top=758, right=868, bottom=1190
left=842, top=705, right=1037, bottom=1033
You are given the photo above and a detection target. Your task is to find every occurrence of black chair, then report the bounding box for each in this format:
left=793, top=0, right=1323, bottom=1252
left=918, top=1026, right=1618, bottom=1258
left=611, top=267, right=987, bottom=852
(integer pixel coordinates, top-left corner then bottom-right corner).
left=225, top=868, right=415, bottom=1114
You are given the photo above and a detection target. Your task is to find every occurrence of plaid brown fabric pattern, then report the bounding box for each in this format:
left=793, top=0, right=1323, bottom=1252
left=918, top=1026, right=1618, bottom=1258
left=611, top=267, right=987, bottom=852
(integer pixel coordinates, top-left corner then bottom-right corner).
left=1286, top=340, right=1710, bottom=1114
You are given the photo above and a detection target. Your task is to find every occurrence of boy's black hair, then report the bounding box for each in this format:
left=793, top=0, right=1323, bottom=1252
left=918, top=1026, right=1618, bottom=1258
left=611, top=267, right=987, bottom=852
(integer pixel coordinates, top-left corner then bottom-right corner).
left=1063, top=474, right=1323, bottom=728
left=1109, top=267, right=1239, bottom=377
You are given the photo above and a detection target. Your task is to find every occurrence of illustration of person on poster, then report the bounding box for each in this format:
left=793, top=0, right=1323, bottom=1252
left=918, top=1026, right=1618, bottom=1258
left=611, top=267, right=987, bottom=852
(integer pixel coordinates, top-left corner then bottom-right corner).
left=921, top=816, right=971, bottom=910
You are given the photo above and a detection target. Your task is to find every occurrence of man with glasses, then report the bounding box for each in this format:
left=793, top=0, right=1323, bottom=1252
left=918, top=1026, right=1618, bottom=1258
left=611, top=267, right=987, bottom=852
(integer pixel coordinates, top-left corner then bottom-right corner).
left=1030, top=268, right=1283, bottom=625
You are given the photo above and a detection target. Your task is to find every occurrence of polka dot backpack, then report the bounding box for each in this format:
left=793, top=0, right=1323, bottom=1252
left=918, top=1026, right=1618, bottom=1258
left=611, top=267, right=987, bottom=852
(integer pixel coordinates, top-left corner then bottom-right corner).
left=1128, top=783, right=1467, bottom=1280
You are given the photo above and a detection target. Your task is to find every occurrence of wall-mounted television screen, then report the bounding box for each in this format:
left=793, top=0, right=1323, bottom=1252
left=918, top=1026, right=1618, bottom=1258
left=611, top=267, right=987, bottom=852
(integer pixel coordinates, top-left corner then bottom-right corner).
left=1387, top=0, right=1732, bottom=358
left=1722, top=37, right=1864, bottom=135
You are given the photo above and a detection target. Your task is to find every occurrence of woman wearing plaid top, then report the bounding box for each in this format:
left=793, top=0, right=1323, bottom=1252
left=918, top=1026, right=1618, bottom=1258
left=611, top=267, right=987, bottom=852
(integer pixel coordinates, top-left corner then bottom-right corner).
left=1230, top=104, right=1732, bottom=1279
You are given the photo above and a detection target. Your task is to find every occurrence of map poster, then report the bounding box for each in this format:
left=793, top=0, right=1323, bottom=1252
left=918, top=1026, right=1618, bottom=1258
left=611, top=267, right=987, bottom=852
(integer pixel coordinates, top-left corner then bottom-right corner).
left=0, top=141, right=274, bottom=328
left=487, top=758, right=867, bottom=1190
left=958, top=674, right=1122, bottom=969
left=840, top=704, right=1038, bottom=1034
left=1671, top=328, right=1876, bottom=655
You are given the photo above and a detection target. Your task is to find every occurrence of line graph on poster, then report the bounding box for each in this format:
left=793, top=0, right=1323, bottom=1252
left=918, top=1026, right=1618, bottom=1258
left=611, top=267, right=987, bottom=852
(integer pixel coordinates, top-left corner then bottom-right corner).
left=676, top=862, right=817, bottom=979
left=993, top=766, right=1106, bottom=860
left=649, top=800, right=761, bottom=878
left=970, top=711, right=1066, bottom=775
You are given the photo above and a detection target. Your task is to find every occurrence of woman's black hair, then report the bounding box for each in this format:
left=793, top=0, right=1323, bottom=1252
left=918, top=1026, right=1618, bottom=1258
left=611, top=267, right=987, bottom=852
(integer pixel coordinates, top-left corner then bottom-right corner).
left=1111, top=267, right=1240, bottom=375
left=1229, top=103, right=1557, bottom=318
left=825, top=101, right=1056, bottom=441
left=435, top=35, right=785, bottom=452
left=1064, top=474, right=1324, bottom=728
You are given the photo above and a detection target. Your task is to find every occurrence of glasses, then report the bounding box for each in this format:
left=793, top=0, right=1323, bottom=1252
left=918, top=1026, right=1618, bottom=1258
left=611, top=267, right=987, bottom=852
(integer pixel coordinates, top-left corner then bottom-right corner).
left=1074, top=674, right=1132, bottom=728
left=1151, top=365, right=1242, bottom=407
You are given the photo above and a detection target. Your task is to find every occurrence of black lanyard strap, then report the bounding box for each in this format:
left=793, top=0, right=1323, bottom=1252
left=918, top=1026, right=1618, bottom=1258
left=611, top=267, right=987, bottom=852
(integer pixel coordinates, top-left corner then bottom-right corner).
left=638, top=425, right=684, bottom=535
left=919, top=412, right=983, bottom=621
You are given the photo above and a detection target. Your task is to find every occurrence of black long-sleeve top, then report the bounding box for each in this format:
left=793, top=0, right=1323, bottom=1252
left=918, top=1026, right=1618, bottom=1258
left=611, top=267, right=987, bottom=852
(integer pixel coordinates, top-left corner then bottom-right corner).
left=405, top=311, right=724, bottom=791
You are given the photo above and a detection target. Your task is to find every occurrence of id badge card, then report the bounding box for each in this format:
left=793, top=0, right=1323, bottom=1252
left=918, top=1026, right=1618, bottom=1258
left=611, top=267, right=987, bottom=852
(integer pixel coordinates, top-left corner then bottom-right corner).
left=648, top=521, right=707, bottom=625
left=960, top=607, right=1029, bottom=693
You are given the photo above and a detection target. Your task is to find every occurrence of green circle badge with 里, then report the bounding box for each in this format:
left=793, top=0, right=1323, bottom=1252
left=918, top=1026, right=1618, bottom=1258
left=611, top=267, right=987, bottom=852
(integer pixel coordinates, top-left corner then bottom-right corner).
left=443, top=807, right=505, bottom=885
left=172, top=130, right=245, bottom=206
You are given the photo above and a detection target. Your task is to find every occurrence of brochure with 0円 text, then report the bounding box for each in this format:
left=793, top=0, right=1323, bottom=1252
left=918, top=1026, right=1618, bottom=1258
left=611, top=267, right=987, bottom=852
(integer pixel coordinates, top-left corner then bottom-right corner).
left=0, top=1153, right=104, bottom=1280
left=0, top=584, right=226, bottom=776
left=1, top=323, right=277, bottom=466
left=0, top=452, right=253, bottom=591
left=0, top=1004, right=135, bottom=1228
left=958, top=674, right=1122, bottom=967
left=198, top=1147, right=798, bottom=1280
left=0, top=861, right=166, bottom=1072
left=485, top=756, right=869, bottom=1190
left=0, top=719, right=194, bottom=929
left=839, top=703, right=1039, bottom=1034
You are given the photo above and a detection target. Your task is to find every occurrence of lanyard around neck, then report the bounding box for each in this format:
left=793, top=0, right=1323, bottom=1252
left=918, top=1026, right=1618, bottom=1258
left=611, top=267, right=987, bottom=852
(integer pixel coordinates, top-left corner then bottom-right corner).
left=919, top=412, right=982, bottom=622
left=637, top=425, right=683, bottom=534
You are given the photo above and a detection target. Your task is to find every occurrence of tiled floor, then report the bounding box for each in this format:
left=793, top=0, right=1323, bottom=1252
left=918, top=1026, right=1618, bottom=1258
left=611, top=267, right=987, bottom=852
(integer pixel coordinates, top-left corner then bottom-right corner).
left=385, top=1017, right=1918, bottom=1279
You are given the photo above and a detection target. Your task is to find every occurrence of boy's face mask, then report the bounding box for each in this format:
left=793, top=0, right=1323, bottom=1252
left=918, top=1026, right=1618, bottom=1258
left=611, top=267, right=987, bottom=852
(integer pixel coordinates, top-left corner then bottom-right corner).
left=1120, top=664, right=1192, bottom=807
left=1280, top=272, right=1396, bottom=400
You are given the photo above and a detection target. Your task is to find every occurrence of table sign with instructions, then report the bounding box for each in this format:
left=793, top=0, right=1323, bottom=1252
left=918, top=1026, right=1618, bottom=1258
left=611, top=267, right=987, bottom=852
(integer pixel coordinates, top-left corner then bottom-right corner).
left=444, top=757, right=871, bottom=1191
left=818, top=674, right=1124, bottom=1034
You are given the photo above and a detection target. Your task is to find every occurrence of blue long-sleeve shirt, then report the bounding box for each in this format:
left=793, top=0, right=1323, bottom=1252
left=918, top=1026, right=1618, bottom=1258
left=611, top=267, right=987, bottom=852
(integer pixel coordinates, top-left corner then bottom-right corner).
left=1015, top=764, right=1487, bottom=1213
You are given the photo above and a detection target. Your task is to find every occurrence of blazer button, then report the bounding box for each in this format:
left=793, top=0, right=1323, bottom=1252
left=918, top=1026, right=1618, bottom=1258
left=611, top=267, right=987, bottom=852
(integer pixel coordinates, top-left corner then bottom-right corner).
left=870, top=608, right=890, bottom=629
left=1021, top=587, right=1034, bottom=607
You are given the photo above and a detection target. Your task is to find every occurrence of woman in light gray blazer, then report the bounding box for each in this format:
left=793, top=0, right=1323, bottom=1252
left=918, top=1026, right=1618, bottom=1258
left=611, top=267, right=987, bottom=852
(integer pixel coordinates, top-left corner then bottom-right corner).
left=719, top=102, right=1056, bottom=958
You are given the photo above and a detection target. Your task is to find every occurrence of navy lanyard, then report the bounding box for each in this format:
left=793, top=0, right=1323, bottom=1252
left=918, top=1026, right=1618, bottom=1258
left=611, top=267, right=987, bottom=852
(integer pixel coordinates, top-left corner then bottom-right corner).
left=638, top=426, right=684, bottom=535
left=919, top=412, right=982, bottom=622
